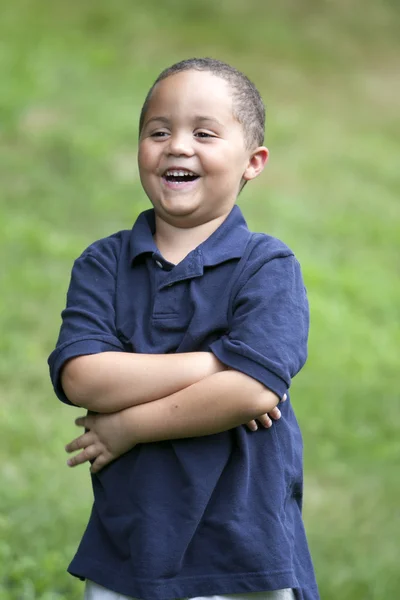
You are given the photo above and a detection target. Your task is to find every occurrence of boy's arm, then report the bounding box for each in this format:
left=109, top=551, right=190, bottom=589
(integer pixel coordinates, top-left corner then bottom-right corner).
left=61, top=351, right=226, bottom=412
left=50, top=241, right=280, bottom=419
left=49, top=244, right=226, bottom=411
left=66, top=369, right=282, bottom=472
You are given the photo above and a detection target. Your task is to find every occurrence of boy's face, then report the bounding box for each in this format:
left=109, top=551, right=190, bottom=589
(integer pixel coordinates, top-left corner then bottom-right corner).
left=138, top=70, right=268, bottom=228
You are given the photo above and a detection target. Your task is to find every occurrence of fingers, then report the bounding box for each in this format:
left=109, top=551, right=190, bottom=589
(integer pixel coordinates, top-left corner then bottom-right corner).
left=67, top=444, right=99, bottom=467
left=246, top=420, right=258, bottom=431
left=257, top=413, right=273, bottom=428
left=65, top=431, right=94, bottom=454
left=90, top=454, right=113, bottom=474
left=75, top=415, right=92, bottom=428
left=268, top=406, right=281, bottom=421
left=65, top=414, right=109, bottom=470
left=246, top=393, right=288, bottom=432
left=65, top=430, right=100, bottom=468
left=245, top=414, right=274, bottom=430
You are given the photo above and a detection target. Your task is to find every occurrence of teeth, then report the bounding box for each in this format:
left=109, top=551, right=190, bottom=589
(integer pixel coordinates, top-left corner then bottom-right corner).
left=165, top=170, right=197, bottom=177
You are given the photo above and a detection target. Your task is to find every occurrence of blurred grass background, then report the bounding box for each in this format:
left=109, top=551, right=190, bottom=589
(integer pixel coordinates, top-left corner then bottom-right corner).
left=0, top=0, right=399, bottom=598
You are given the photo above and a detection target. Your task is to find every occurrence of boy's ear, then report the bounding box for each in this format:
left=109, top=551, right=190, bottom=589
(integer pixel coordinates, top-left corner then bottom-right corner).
left=243, top=146, right=269, bottom=182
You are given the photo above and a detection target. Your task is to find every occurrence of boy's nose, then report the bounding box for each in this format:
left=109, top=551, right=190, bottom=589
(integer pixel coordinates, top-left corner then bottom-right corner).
left=167, top=133, right=194, bottom=157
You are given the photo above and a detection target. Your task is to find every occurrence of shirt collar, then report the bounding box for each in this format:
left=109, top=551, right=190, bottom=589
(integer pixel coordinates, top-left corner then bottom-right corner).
left=129, top=205, right=252, bottom=266
left=129, top=209, right=158, bottom=263
left=198, top=205, right=251, bottom=266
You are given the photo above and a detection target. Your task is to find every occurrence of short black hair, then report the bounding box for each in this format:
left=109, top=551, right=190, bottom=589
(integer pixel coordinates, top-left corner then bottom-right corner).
left=139, top=58, right=265, bottom=149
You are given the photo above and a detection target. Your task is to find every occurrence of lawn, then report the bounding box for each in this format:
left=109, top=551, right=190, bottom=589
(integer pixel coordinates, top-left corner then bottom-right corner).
left=0, top=1, right=399, bottom=598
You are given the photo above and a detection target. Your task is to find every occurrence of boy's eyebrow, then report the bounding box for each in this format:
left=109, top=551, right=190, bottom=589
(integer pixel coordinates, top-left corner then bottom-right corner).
left=195, top=116, right=224, bottom=127
left=143, top=115, right=224, bottom=127
left=144, top=116, right=170, bottom=127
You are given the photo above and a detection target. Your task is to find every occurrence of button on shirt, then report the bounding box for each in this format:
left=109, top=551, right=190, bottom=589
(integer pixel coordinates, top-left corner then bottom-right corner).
left=48, top=206, right=319, bottom=600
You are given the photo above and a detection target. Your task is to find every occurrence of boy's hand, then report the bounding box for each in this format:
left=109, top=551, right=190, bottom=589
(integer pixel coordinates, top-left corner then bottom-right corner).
left=245, top=394, right=287, bottom=431
left=65, top=410, right=135, bottom=474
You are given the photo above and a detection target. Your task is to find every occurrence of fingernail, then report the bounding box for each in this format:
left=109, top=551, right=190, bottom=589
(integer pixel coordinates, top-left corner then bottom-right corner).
left=282, top=394, right=287, bottom=402
left=253, top=424, right=258, bottom=431
left=67, top=459, right=73, bottom=467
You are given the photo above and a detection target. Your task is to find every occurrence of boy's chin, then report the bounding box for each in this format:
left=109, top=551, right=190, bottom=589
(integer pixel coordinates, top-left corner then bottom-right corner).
left=153, top=204, right=214, bottom=229
left=154, top=197, right=199, bottom=217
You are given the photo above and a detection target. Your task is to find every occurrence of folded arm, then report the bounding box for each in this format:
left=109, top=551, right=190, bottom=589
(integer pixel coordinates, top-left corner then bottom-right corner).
left=66, top=369, right=282, bottom=472
left=61, top=350, right=225, bottom=412
left=49, top=246, right=226, bottom=412
left=119, top=369, right=279, bottom=441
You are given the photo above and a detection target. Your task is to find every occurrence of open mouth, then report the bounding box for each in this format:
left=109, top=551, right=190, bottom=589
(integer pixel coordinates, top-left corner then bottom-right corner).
left=162, top=169, right=200, bottom=184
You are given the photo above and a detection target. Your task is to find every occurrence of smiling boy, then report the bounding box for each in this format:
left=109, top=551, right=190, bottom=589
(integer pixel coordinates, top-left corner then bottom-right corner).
left=48, top=58, right=319, bottom=600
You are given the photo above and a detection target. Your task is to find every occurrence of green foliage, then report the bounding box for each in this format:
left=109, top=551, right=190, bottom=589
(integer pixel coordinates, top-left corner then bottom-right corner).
left=0, top=1, right=399, bottom=598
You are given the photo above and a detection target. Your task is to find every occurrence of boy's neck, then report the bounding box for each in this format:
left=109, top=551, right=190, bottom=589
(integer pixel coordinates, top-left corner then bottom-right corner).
left=154, top=213, right=228, bottom=265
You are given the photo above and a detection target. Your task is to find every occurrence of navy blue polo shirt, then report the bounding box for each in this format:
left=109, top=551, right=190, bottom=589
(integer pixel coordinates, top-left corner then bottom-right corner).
left=48, top=205, right=319, bottom=600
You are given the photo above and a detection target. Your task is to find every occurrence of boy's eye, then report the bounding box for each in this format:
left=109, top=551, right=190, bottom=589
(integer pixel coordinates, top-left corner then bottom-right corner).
left=151, top=131, right=169, bottom=138
left=195, top=131, right=215, bottom=139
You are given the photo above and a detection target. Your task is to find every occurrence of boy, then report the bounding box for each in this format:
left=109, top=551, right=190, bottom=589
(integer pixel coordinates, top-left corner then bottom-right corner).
left=48, top=58, right=319, bottom=600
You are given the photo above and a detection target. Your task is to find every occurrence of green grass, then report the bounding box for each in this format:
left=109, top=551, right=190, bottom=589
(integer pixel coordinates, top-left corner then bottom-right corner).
left=0, top=1, right=399, bottom=598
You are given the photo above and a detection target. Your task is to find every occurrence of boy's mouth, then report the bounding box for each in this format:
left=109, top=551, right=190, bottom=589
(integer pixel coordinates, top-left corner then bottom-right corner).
left=162, top=169, right=200, bottom=184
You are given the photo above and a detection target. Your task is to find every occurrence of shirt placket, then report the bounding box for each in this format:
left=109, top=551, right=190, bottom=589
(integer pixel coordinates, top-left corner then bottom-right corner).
left=151, top=259, right=179, bottom=318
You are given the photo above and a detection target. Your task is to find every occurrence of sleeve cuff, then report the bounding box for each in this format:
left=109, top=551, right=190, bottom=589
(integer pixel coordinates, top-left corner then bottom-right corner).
left=48, top=337, right=124, bottom=405
left=210, top=337, right=288, bottom=400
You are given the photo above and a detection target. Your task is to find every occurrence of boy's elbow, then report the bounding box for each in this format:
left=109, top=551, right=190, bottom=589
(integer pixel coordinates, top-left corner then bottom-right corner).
left=246, top=378, right=284, bottom=419
left=224, top=370, right=280, bottom=419
left=61, top=356, right=98, bottom=409
left=252, top=386, right=281, bottom=416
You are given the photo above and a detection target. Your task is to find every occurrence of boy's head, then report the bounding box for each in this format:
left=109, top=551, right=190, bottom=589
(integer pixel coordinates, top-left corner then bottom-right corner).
left=138, top=58, right=268, bottom=229
left=139, top=58, right=266, bottom=151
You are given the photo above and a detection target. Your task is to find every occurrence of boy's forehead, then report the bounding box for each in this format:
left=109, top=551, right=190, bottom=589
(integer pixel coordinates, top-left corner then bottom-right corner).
left=146, top=70, right=235, bottom=120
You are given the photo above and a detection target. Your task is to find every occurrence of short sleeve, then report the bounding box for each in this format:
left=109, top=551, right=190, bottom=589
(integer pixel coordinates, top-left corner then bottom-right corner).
left=210, top=252, right=309, bottom=399
left=48, top=238, right=125, bottom=404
